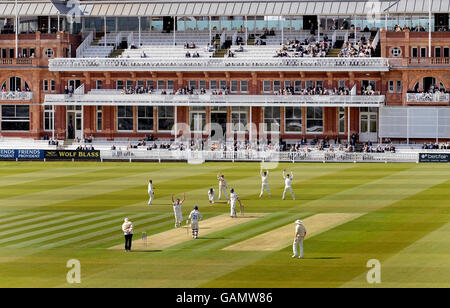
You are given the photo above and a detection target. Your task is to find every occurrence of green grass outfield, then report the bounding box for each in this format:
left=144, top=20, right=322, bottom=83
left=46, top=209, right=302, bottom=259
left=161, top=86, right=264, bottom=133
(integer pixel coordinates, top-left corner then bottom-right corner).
left=0, top=161, right=449, bottom=288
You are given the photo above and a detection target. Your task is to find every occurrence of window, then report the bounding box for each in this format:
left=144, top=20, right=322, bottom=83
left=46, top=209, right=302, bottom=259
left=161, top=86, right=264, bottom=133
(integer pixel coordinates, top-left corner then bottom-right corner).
left=9, top=76, right=21, bottom=91
left=388, top=81, right=394, bottom=93
left=146, top=80, right=154, bottom=90
left=306, top=107, right=323, bottom=133
left=338, top=80, right=346, bottom=89
left=240, top=80, right=248, bottom=93
left=96, top=80, right=102, bottom=89
left=1, top=105, right=30, bottom=131
left=157, top=80, right=165, bottom=90
left=316, top=80, right=323, bottom=88
left=420, top=47, right=427, bottom=57
left=45, top=48, right=53, bottom=58
left=396, top=81, right=402, bottom=94
left=339, top=107, right=345, bottom=134
left=97, top=106, right=102, bottom=132
left=444, top=47, right=449, bottom=58
left=411, top=47, right=418, bottom=58
left=43, top=80, right=48, bottom=92
left=157, top=106, right=174, bottom=131
left=263, top=107, right=280, bottom=132
left=190, top=106, right=206, bottom=132
left=44, top=106, right=54, bottom=131
left=231, top=106, right=248, bottom=132
left=219, top=80, right=227, bottom=90
left=126, top=80, right=133, bottom=90
left=294, top=80, right=302, bottom=92
left=116, top=80, right=124, bottom=90
left=188, top=80, right=197, bottom=89
left=167, top=80, right=174, bottom=90
left=230, top=80, right=238, bottom=92
left=273, top=80, right=281, bottom=92
left=199, top=80, right=206, bottom=90
left=137, top=106, right=154, bottom=131
left=284, top=80, right=292, bottom=89
left=435, top=47, right=442, bottom=58
left=137, top=80, right=144, bottom=89
left=305, top=80, right=314, bottom=89
left=390, top=47, right=402, bottom=57
left=50, top=80, right=56, bottom=92
left=210, top=80, right=218, bottom=90
left=117, top=106, right=133, bottom=131
left=263, top=80, right=271, bottom=93
left=284, top=107, right=302, bottom=133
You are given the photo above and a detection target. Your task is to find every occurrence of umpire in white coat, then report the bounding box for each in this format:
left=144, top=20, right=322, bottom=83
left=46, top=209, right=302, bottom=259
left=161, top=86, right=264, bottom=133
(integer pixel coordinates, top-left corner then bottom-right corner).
left=292, top=219, right=306, bottom=259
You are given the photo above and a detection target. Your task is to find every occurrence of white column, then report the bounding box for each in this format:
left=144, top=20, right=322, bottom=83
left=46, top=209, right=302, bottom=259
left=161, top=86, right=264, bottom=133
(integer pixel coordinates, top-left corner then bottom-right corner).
left=52, top=106, right=55, bottom=140
left=104, top=16, right=107, bottom=47
left=347, top=107, right=351, bottom=145
left=48, top=16, right=51, bottom=33
left=173, top=16, right=176, bottom=46
left=138, top=17, right=141, bottom=47
left=385, top=14, right=388, bottom=31
left=429, top=0, right=432, bottom=57
left=81, top=16, right=85, bottom=33
left=209, top=16, right=212, bottom=44
left=115, top=17, right=118, bottom=33
left=57, top=15, right=60, bottom=32
left=317, top=15, right=320, bottom=42
left=249, top=106, right=252, bottom=143
left=15, top=0, right=18, bottom=58
left=354, top=16, right=357, bottom=44
left=281, top=16, right=284, bottom=44
left=245, top=16, right=248, bottom=46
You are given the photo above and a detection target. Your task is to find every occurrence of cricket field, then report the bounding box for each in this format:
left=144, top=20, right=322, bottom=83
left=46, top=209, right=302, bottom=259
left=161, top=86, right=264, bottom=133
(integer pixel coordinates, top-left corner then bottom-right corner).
left=0, top=161, right=449, bottom=288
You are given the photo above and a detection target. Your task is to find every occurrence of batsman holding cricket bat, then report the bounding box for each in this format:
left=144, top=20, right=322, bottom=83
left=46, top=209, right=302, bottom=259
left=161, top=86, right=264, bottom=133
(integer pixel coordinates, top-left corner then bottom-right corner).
left=228, top=188, right=243, bottom=218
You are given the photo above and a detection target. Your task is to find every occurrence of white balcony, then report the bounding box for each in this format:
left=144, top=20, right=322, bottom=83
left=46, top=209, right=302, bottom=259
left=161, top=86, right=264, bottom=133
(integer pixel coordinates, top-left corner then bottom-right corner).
left=44, top=93, right=385, bottom=107
left=0, top=91, right=33, bottom=101
left=48, top=57, right=390, bottom=72
left=406, top=93, right=450, bottom=103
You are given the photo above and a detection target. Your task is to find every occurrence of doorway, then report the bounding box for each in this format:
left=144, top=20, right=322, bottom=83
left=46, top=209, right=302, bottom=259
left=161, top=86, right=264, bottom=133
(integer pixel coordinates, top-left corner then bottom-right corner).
left=359, top=107, right=378, bottom=142
left=66, top=106, right=83, bottom=139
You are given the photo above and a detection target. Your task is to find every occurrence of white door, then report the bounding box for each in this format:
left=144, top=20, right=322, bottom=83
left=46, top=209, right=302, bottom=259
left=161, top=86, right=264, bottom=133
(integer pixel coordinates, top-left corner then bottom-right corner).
left=359, top=108, right=378, bottom=142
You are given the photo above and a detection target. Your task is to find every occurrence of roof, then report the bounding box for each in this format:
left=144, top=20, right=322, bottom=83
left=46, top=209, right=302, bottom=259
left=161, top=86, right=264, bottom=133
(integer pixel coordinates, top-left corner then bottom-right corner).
left=0, top=0, right=448, bottom=17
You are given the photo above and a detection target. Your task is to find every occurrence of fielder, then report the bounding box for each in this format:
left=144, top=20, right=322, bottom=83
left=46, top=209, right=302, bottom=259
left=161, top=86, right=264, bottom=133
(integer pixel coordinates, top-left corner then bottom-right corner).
left=282, top=169, right=295, bottom=200
left=208, top=188, right=215, bottom=204
left=292, top=219, right=307, bottom=259
left=147, top=179, right=154, bottom=205
left=187, top=205, right=203, bottom=239
left=228, top=188, right=242, bottom=218
left=171, top=193, right=185, bottom=228
left=259, top=169, right=271, bottom=198
left=217, top=172, right=229, bottom=200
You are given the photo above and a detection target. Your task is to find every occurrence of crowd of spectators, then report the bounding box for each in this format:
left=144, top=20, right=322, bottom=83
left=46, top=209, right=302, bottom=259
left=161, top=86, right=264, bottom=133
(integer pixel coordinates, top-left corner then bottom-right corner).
left=339, top=38, right=373, bottom=58
left=422, top=142, right=450, bottom=150
left=274, top=38, right=329, bottom=58
left=274, top=86, right=351, bottom=96
left=119, top=86, right=230, bottom=96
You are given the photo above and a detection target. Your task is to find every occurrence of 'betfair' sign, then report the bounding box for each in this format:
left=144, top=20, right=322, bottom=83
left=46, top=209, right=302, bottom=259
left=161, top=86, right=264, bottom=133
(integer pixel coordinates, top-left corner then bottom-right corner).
left=419, top=153, right=450, bottom=163
left=44, top=150, right=100, bottom=160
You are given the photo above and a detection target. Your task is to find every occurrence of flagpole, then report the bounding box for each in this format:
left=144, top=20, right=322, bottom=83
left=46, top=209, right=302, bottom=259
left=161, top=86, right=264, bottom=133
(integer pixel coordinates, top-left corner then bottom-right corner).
left=15, top=0, right=18, bottom=58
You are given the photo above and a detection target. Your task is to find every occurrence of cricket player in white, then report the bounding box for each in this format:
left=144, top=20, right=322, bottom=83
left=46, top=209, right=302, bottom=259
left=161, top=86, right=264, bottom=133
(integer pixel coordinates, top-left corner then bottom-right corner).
left=228, top=188, right=242, bottom=218
left=208, top=188, right=215, bottom=204
left=259, top=169, right=271, bottom=198
left=147, top=180, right=154, bottom=205
left=187, top=205, right=203, bottom=239
left=217, top=172, right=229, bottom=200
left=282, top=170, right=295, bottom=200
left=292, top=220, right=307, bottom=258
left=171, top=193, right=185, bottom=228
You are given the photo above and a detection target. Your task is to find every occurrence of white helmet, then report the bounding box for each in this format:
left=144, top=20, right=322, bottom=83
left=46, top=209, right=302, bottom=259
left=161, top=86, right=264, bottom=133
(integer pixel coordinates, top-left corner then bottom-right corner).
left=295, top=219, right=303, bottom=224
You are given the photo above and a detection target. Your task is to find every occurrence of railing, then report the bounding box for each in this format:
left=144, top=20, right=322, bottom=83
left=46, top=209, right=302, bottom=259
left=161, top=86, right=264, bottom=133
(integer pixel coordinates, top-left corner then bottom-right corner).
left=76, top=31, right=93, bottom=58
left=100, top=150, right=419, bottom=163
left=390, top=57, right=450, bottom=67
left=406, top=93, right=450, bottom=103
left=0, top=58, right=38, bottom=66
left=0, top=91, right=33, bottom=101
left=74, top=84, right=85, bottom=95
left=48, top=57, right=390, bottom=72
left=44, top=93, right=385, bottom=107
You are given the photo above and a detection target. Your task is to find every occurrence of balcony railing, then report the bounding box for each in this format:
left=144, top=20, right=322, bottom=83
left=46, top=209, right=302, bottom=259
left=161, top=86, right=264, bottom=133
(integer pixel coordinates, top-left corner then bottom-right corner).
left=48, top=57, right=390, bottom=72
left=390, top=57, right=450, bottom=67
left=0, top=58, right=38, bottom=66
left=406, top=93, right=450, bottom=103
left=45, top=93, right=385, bottom=107
left=0, top=91, right=33, bottom=101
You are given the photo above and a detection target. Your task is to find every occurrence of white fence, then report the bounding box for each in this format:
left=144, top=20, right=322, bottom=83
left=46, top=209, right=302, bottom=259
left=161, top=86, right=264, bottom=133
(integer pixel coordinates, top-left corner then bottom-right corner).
left=48, top=57, right=390, bottom=72
left=0, top=91, right=33, bottom=101
left=406, top=93, right=450, bottom=103
left=76, top=31, right=93, bottom=58
left=100, top=150, right=419, bottom=163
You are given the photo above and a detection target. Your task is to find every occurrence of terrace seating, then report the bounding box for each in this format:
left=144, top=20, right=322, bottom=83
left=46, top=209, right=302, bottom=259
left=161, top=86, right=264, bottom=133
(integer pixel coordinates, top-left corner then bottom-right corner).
left=121, top=45, right=213, bottom=59
left=0, top=138, right=63, bottom=150
left=81, top=45, right=114, bottom=58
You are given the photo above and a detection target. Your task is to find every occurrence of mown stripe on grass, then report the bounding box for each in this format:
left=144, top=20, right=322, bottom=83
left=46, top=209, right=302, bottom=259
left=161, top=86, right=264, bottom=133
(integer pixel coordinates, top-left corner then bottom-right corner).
left=2, top=212, right=136, bottom=248
left=0, top=212, right=68, bottom=231
left=0, top=212, right=46, bottom=224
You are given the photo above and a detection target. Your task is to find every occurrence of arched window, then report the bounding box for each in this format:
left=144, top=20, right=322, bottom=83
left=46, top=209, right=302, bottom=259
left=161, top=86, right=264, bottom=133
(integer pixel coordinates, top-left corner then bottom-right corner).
left=1, top=77, right=30, bottom=92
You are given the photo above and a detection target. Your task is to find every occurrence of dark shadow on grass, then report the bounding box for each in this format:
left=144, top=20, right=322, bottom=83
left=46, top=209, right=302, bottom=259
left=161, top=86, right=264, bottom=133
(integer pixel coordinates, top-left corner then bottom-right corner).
left=195, top=237, right=228, bottom=240
left=129, top=250, right=163, bottom=253
left=302, top=257, right=342, bottom=260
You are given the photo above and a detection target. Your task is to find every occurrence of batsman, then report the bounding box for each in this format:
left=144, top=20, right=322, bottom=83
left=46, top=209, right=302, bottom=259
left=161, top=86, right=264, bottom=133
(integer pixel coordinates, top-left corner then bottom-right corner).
left=186, top=205, right=203, bottom=239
